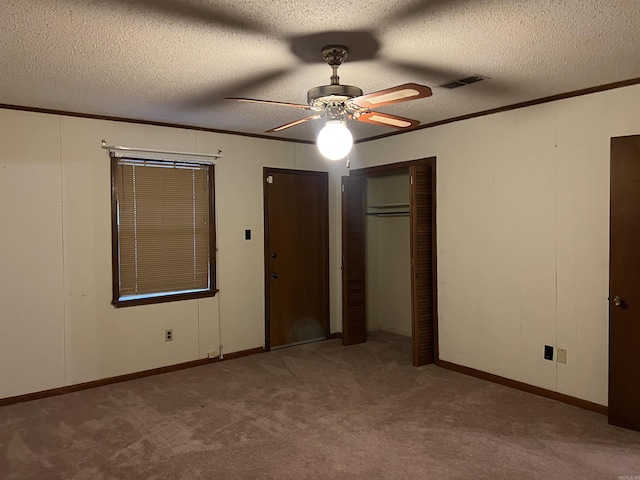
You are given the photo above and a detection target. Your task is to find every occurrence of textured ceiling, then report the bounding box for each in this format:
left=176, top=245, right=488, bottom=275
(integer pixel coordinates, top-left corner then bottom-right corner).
left=2, top=0, right=640, bottom=142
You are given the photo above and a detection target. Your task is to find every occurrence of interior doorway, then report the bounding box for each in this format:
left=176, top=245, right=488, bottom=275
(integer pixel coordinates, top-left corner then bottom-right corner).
left=342, top=158, right=437, bottom=366
left=609, top=135, right=640, bottom=431
left=264, top=168, right=329, bottom=350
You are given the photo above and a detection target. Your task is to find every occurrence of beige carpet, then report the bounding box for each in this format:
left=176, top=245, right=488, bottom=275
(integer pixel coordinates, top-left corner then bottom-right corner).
left=1, top=331, right=639, bottom=479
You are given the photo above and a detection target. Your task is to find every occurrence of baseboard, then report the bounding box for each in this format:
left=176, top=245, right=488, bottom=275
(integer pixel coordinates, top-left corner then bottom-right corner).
left=0, top=346, right=266, bottom=407
left=436, top=359, right=608, bottom=416
left=221, top=346, right=266, bottom=361
left=328, top=332, right=343, bottom=339
left=6, top=344, right=603, bottom=415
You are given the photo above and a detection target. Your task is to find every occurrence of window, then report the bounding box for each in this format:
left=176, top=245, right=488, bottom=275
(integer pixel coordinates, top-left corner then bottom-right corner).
left=110, top=157, right=216, bottom=307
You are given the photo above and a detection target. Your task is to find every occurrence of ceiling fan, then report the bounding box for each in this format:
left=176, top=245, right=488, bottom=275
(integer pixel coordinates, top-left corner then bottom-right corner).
left=226, top=45, right=432, bottom=159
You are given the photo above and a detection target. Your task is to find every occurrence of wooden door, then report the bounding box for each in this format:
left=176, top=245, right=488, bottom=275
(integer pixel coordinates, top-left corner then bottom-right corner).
left=341, top=175, right=366, bottom=345
left=264, top=168, right=329, bottom=350
left=410, top=163, right=437, bottom=366
left=609, top=135, right=640, bottom=430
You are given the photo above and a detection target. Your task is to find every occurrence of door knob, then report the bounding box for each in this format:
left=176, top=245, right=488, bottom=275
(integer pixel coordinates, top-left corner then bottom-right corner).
left=612, top=295, right=623, bottom=307
left=271, top=252, right=278, bottom=259
left=271, top=272, right=279, bottom=279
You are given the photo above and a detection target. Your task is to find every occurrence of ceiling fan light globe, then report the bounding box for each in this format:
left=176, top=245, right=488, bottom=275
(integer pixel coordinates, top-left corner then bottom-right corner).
left=317, top=120, right=353, bottom=161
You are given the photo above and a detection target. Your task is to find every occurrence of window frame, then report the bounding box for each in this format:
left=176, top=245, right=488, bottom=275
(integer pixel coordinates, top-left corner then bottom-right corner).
left=110, top=156, right=217, bottom=308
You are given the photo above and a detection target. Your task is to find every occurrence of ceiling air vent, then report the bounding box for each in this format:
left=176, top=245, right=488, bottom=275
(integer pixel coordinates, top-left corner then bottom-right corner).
left=440, top=75, right=488, bottom=89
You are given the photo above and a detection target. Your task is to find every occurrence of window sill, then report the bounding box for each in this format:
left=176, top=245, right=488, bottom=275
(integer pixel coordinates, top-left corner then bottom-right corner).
left=112, top=289, right=219, bottom=308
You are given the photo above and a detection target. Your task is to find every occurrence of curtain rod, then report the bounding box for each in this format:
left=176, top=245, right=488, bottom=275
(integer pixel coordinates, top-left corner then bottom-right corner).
left=101, top=140, right=222, bottom=164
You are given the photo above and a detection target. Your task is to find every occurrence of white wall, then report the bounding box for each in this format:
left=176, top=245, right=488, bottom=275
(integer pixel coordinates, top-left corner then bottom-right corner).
left=352, top=83, right=640, bottom=406
left=0, top=110, right=339, bottom=399
left=0, top=112, right=66, bottom=397
left=3, top=82, right=638, bottom=404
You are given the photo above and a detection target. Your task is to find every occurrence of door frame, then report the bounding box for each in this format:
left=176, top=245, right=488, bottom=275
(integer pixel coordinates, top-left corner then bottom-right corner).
left=345, top=157, right=439, bottom=364
left=263, top=167, right=330, bottom=351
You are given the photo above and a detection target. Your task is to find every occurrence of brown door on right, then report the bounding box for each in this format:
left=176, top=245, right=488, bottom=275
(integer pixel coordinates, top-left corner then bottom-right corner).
left=609, top=135, right=640, bottom=431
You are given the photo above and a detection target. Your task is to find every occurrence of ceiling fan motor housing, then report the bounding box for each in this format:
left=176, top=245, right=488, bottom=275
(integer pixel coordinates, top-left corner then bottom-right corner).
left=309, top=45, right=364, bottom=114
left=322, top=45, right=349, bottom=66
left=307, top=84, right=364, bottom=109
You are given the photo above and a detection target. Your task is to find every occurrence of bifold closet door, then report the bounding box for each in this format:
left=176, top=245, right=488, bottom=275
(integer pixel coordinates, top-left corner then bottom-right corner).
left=410, top=163, right=436, bottom=366
left=341, top=175, right=366, bottom=345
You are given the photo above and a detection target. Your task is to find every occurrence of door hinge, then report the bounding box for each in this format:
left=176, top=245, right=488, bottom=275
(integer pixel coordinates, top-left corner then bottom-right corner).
left=341, top=184, right=345, bottom=192
left=267, top=175, right=273, bottom=184
left=410, top=176, right=413, bottom=185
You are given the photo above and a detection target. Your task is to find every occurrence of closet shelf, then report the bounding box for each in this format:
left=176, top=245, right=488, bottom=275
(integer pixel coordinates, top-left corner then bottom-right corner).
left=367, top=203, right=409, bottom=209
left=366, top=203, right=410, bottom=216
left=366, top=211, right=409, bottom=216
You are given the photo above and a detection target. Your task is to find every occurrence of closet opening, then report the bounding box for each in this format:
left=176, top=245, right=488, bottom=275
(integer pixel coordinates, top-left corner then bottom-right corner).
left=366, top=171, right=412, bottom=348
left=342, top=158, right=437, bottom=366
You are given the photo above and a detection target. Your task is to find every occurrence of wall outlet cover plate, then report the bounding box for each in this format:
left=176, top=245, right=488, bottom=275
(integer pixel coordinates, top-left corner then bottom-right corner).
left=557, top=348, right=567, bottom=364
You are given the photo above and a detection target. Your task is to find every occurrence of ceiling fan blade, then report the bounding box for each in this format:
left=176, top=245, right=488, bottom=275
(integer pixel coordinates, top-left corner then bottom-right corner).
left=383, top=59, right=502, bottom=93
left=289, top=30, right=381, bottom=63
left=351, top=83, right=432, bottom=109
left=185, top=68, right=294, bottom=107
left=94, top=0, right=276, bottom=37
left=356, top=112, right=420, bottom=129
left=266, top=114, right=323, bottom=133
left=226, top=97, right=315, bottom=110
left=382, top=59, right=464, bottom=84
left=379, top=0, right=468, bottom=27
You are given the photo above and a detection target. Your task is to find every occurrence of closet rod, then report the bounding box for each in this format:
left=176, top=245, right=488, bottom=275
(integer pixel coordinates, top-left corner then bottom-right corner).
left=366, top=212, right=410, bottom=217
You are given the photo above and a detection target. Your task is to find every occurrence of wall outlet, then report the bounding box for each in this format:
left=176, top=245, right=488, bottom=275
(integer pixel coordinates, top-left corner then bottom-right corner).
left=207, top=350, right=217, bottom=359
left=165, top=329, right=173, bottom=342
left=544, top=345, right=554, bottom=361
left=557, top=348, right=567, bottom=364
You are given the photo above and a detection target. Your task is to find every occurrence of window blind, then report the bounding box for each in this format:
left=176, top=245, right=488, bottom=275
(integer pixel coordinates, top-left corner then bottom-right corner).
left=114, top=158, right=212, bottom=300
